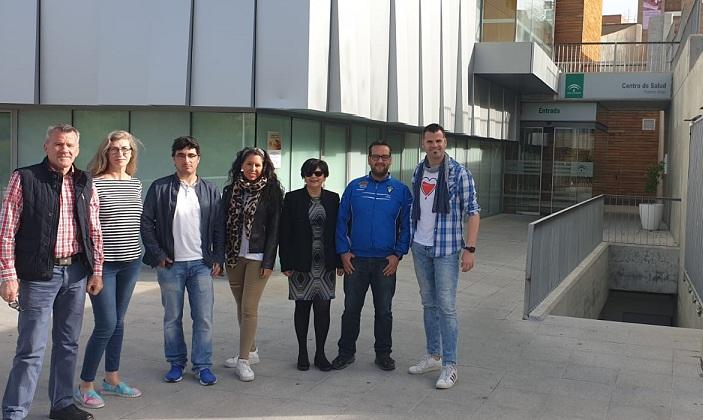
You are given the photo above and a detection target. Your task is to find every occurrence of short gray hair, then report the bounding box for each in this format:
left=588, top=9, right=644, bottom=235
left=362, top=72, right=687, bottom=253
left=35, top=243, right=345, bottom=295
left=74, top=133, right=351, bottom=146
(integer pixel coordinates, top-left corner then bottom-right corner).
left=45, top=123, right=80, bottom=144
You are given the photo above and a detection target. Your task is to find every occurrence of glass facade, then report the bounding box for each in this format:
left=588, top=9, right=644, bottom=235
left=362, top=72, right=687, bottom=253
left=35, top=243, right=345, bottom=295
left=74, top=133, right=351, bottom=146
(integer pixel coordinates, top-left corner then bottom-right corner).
left=481, top=0, right=555, bottom=56
left=4, top=109, right=505, bottom=218
left=473, top=76, right=519, bottom=141
left=504, top=126, right=595, bottom=215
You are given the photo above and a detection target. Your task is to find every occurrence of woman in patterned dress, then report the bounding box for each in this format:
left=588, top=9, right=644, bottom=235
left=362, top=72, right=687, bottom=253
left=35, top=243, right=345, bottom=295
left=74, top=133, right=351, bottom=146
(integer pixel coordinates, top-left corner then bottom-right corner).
left=279, top=159, right=343, bottom=371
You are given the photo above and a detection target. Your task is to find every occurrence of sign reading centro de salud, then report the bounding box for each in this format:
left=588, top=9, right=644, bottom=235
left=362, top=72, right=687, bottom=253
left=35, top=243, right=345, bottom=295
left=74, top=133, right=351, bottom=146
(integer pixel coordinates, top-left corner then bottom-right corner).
left=559, top=72, right=672, bottom=101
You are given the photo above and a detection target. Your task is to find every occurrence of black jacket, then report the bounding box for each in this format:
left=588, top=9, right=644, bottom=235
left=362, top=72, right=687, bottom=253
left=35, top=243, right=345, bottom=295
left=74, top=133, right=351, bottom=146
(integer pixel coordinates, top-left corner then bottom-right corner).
left=220, top=183, right=282, bottom=270
left=14, top=158, right=97, bottom=281
left=140, top=174, right=224, bottom=268
left=279, top=188, right=342, bottom=273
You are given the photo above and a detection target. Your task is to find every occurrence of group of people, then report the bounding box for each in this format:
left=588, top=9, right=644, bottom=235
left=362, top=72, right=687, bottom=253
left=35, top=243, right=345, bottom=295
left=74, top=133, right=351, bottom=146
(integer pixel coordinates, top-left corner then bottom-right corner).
left=0, top=122, right=479, bottom=420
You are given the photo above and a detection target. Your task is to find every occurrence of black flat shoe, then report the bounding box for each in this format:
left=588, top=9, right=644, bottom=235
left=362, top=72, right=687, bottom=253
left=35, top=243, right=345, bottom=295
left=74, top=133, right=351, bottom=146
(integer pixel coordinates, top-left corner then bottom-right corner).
left=314, top=353, right=332, bottom=371
left=331, top=354, right=355, bottom=370
left=297, top=353, right=310, bottom=371
left=49, top=404, right=94, bottom=420
left=374, top=354, right=396, bottom=371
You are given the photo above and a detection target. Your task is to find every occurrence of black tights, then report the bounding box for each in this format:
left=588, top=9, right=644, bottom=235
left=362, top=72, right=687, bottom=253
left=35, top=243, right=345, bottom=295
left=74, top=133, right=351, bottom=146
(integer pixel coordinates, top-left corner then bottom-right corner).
left=294, top=299, right=331, bottom=357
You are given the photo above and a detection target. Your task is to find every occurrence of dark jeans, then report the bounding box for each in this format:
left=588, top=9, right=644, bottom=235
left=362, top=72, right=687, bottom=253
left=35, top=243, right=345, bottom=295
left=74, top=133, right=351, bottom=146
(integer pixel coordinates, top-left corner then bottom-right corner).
left=80, top=259, right=141, bottom=382
left=2, top=261, right=88, bottom=420
left=337, top=256, right=396, bottom=356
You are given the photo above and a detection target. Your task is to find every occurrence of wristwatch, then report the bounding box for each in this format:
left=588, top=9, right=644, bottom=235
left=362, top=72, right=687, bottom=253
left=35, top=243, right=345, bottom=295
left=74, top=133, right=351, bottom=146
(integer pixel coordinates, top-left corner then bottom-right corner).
left=463, top=246, right=476, bottom=253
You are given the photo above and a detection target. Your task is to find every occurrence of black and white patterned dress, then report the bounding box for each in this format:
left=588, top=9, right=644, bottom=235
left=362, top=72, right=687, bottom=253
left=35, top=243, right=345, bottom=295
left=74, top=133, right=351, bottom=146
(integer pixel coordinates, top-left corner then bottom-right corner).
left=288, top=197, right=335, bottom=300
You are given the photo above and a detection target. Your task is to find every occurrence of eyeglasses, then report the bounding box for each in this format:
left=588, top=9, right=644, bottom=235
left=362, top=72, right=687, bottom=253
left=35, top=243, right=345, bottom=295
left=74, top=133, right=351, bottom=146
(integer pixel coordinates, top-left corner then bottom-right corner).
left=306, top=170, right=325, bottom=177
left=369, top=154, right=391, bottom=161
left=175, top=152, right=199, bottom=160
left=8, top=300, right=20, bottom=311
left=108, top=146, right=132, bottom=155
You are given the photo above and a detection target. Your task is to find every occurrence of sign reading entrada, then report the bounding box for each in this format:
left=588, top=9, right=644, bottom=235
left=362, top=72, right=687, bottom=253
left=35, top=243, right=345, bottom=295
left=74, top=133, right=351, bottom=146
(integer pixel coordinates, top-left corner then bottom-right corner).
left=521, top=102, right=597, bottom=121
left=559, top=72, right=671, bottom=101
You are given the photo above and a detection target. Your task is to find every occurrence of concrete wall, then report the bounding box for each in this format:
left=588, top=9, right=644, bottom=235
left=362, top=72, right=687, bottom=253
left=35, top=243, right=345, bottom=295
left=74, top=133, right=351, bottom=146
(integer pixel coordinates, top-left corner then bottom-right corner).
left=529, top=243, right=610, bottom=320
left=609, top=244, right=679, bottom=294
left=668, top=35, right=703, bottom=328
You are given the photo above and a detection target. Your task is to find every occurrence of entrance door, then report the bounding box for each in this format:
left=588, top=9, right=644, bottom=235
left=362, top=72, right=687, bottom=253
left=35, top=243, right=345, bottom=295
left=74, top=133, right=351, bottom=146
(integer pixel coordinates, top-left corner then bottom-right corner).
left=504, top=127, right=545, bottom=214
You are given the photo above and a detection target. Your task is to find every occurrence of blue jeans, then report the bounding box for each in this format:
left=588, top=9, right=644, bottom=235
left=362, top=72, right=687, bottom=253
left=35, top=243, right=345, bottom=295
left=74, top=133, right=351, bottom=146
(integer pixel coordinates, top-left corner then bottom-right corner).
left=338, top=257, right=396, bottom=356
left=411, top=242, right=459, bottom=365
left=156, top=260, right=214, bottom=371
left=2, top=262, right=88, bottom=419
left=80, top=259, right=141, bottom=382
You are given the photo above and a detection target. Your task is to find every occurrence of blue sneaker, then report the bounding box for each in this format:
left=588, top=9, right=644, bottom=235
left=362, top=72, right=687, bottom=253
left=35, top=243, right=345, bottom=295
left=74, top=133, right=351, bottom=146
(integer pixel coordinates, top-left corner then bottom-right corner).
left=195, top=368, right=217, bottom=386
left=164, top=365, right=183, bottom=383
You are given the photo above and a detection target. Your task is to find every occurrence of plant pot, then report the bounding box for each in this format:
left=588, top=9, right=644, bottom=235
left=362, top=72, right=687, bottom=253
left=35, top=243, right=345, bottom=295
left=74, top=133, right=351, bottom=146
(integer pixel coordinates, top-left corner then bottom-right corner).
left=639, top=203, right=664, bottom=230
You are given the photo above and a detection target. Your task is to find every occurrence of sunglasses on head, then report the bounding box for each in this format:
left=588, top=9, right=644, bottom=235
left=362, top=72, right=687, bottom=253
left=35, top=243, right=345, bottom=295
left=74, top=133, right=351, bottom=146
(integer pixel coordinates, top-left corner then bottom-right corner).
left=306, top=170, right=325, bottom=177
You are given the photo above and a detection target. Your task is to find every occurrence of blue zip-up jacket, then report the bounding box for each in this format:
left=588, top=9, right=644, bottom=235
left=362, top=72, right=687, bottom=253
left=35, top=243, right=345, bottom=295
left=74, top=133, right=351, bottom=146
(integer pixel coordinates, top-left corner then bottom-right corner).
left=336, top=173, right=412, bottom=258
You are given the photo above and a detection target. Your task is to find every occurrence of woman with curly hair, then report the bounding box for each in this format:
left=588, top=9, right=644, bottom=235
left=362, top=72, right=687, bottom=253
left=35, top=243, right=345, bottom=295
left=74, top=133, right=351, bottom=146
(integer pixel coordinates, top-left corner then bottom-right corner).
left=221, top=147, right=282, bottom=382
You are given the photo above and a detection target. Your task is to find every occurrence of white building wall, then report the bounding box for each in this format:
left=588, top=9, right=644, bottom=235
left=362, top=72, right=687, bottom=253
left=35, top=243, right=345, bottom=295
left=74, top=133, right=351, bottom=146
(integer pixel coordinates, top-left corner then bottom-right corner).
left=0, top=0, right=38, bottom=104
left=1, top=0, right=484, bottom=135
left=191, top=0, right=255, bottom=107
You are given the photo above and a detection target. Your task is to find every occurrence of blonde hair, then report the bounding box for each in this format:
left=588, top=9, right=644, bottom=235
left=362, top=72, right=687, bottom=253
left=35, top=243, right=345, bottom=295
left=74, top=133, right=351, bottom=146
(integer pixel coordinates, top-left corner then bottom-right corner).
left=88, top=130, right=141, bottom=176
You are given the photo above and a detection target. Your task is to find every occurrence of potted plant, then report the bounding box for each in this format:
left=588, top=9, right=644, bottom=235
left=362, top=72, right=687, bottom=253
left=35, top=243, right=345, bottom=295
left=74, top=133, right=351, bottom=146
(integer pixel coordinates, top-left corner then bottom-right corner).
left=639, top=161, right=665, bottom=230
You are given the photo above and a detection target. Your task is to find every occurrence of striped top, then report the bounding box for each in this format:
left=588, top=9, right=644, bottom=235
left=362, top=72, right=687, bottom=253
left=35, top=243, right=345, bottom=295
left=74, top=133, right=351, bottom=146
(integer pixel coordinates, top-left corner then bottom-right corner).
left=94, top=177, right=143, bottom=262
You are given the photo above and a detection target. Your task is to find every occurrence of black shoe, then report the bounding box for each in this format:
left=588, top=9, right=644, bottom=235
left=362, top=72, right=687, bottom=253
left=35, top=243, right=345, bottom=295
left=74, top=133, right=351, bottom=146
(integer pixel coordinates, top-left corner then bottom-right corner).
left=49, top=404, right=94, bottom=420
left=374, top=354, right=396, bottom=371
left=314, top=353, right=332, bottom=371
left=331, top=354, right=355, bottom=370
left=297, top=353, right=310, bottom=371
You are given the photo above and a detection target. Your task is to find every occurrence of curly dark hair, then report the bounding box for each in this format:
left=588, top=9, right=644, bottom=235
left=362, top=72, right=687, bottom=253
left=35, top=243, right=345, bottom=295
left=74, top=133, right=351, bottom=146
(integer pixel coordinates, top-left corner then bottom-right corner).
left=225, top=147, right=283, bottom=197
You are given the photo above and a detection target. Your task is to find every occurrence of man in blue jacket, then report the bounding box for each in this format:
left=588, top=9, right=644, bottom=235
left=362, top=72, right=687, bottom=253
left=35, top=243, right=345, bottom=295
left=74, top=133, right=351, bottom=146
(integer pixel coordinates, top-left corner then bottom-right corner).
left=332, top=141, right=412, bottom=371
left=140, top=136, right=224, bottom=386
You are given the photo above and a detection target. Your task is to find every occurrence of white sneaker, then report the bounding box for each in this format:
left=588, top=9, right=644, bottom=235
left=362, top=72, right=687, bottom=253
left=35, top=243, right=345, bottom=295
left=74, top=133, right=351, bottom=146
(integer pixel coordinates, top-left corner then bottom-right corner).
left=225, top=348, right=259, bottom=367
left=435, top=364, right=458, bottom=389
left=408, top=354, right=442, bottom=374
left=235, top=358, right=255, bottom=382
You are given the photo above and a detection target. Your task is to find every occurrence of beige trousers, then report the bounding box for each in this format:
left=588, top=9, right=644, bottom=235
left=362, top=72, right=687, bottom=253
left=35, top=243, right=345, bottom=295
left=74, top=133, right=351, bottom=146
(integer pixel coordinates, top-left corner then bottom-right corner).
left=227, top=258, right=269, bottom=359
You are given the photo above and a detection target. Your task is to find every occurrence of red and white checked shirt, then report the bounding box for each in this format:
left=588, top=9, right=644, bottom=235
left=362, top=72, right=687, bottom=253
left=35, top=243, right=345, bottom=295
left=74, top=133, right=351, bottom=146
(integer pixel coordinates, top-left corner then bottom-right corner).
left=0, top=169, right=104, bottom=282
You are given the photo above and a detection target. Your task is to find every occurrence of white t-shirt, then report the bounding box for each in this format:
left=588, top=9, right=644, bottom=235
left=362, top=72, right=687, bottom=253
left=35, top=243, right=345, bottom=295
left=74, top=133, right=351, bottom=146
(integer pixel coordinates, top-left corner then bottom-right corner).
left=238, top=191, right=264, bottom=261
left=173, top=182, right=203, bottom=261
left=414, top=165, right=439, bottom=246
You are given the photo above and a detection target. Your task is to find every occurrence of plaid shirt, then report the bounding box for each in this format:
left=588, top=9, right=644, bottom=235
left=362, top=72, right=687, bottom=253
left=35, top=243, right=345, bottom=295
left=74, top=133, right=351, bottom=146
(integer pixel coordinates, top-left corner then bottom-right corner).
left=0, top=170, right=103, bottom=282
left=411, top=156, right=480, bottom=257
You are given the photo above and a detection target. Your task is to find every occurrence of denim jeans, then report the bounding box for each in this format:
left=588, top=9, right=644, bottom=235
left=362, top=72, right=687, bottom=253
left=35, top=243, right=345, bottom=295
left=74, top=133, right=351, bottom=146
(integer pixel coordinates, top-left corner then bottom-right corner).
left=338, top=257, right=396, bottom=356
left=80, top=259, right=141, bottom=382
left=411, top=242, right=459, bottom=365
left=156, top=260, right=214, bottom=371
left=2, top=261, right=88, bottom=419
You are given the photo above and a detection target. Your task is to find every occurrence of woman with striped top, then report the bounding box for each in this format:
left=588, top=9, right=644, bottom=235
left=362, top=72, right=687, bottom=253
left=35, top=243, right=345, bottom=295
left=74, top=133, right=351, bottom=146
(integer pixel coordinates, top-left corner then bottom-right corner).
left=75, top=131, right=143, bottom=410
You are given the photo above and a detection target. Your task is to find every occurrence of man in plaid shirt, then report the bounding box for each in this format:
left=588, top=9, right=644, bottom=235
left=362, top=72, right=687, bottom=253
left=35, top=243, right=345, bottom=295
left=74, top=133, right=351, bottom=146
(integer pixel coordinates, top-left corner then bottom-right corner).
left=0, top=124, right=103, bottom=420
left=408, top=123, right=480, bottom=390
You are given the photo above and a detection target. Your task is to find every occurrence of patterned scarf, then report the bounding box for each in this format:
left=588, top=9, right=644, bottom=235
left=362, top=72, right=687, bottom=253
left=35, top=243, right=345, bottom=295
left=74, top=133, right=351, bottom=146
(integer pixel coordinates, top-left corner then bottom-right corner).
left=412, top=153, right=450, bottom=226
left=225, top=174, right=268, bottom=267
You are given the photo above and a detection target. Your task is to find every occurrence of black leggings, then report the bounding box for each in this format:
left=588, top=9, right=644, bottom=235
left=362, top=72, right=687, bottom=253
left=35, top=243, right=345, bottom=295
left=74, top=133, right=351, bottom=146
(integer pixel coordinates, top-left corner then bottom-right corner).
left=294, top=299, right=331, bottom=356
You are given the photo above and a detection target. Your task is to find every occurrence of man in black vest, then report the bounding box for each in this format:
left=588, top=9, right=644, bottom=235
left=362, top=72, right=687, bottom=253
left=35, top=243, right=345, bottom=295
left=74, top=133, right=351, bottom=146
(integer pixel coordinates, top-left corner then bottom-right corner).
left=0, top=123, right=104, bottom=420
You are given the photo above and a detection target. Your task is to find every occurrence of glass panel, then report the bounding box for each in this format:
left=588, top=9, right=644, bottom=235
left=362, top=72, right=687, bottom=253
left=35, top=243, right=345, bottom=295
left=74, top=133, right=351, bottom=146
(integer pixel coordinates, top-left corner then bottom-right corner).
left=467, top=144, right=482, bottom=191
left=348, top=124, right=368, bottom=182
left=479, top=143, right=493, bottom=212
left=489, top=143, right=504, bottom=215
left=72, top=110, right=129, bottom=173
left=445, top=135, right=457, bottom=160
left=489, top=84, right=503, bottom=139
left=540, top=127, right=554, bottom=215
left=504, top=90, right=517, bottom=141
left=17, top=109, right=72, bottom=167
left=0, top=112, right=11, bottom=195
left=401, top=132, right=420, bottom=186
left=552, top=127, right=594, bottom=212
left=256, top=113, right=291, bottom=192
left=323, top=123, right=347, bottom=195
left=482, top=0, right=517, bottom=42
left=192, top=112, right=254, bottom=189
left=385, top=131, right=403, bottom=181
left=129, top=110, right=190, bottom=190
left=290, top=118, right=321, bottom=192
left=516, top=0, right=554, bottom=55
left=474, top=78, right=490, bottom=138
left=504, top=127, right=543, bottom=214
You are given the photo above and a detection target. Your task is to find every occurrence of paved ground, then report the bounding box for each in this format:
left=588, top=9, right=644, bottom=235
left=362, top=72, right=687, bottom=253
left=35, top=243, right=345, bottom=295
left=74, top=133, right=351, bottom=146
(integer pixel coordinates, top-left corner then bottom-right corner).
left=1, top=214, right=703, bottom=419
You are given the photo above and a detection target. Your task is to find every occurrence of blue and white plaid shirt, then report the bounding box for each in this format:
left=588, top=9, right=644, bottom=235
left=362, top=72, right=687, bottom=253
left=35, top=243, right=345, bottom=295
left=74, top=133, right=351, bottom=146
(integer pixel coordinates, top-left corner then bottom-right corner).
left=411, top=156, right=480, bottom=257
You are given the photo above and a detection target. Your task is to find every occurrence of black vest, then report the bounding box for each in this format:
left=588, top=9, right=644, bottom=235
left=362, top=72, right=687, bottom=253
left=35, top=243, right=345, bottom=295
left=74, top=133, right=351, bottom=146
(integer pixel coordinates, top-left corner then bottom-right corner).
left=14, top=158, right=95, bottom=281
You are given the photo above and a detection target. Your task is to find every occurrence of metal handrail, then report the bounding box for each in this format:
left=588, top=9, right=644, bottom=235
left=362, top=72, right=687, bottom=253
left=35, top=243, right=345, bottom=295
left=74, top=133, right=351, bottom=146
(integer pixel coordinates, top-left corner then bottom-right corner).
left=554, top=42, right=679, bottom=73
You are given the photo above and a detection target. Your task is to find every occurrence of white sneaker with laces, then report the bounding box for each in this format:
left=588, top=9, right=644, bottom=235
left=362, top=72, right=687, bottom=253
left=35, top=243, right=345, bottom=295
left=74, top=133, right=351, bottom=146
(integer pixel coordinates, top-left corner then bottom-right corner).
left=235, top=358, right=255, bottom=382
left=225, top=348, right=259, bottom=368
left=408, top=354, right=442, bottom=374
left=435, top=364, right=458, bottom=389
